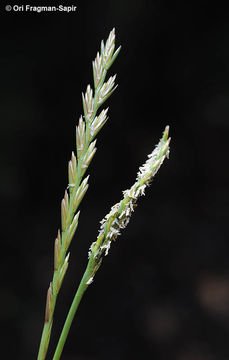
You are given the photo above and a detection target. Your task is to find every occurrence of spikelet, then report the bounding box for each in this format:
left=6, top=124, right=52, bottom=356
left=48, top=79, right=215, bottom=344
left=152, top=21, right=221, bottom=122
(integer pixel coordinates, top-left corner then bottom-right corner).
left=90, top=108, right=108, bottom=139
left=45, top=283, right=52, bottom=323
left=100, top=28, right=121, bottom=70
left=93, top=52, right=103, bottom=88
left=98, top=75, right=117, bottom=105
left=54, top=230, right=62, bottom=271
left=82, top=85, right=94, bottom=123
left=68, top=152, right=77, bottom=190
left=76, top=116, right=86, bottom=158
left=64, top=211, right=80, bottom=250
left=72, top=176, right=89, bottom=212
left=58, top=253, right=70, bottom=291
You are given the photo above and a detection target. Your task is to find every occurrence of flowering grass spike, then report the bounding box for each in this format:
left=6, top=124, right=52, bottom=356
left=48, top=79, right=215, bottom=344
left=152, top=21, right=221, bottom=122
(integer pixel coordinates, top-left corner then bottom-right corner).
left=88, top=126, right=170, bottom=282
left=37, top=28, right=121, bottom=360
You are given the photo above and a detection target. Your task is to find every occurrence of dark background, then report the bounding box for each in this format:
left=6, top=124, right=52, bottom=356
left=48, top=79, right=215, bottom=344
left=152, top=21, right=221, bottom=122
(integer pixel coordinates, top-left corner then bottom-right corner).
left=1, top=1, right=229, bottom=359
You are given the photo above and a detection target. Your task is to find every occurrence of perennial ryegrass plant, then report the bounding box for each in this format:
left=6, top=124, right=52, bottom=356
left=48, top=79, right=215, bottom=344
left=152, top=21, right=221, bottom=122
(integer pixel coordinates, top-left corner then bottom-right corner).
left=37, top=29, right=170, bottom=360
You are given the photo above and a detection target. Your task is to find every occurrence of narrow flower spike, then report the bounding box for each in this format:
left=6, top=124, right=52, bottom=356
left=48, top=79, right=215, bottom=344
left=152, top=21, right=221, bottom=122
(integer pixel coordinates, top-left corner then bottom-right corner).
left=37, top=29, right=121, bottom=360
left=88, top=126, right=170, bottom=278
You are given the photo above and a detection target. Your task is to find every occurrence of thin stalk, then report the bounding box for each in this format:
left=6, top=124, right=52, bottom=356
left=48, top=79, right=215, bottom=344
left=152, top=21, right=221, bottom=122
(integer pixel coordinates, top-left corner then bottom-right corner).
left=38, top=322, right=52, bottom=360
left=52, top=256, right=95, bottom=360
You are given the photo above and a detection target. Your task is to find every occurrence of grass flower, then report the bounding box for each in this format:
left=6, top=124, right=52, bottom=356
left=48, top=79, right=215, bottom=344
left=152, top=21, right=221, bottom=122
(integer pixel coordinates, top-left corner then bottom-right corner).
left=88, top=126, right=170, bottom=283
left=37, top=28, right=121, bottom=360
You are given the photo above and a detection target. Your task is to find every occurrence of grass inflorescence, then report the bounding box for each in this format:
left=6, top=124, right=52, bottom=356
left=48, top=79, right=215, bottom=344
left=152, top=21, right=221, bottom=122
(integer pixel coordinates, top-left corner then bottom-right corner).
left=37, top=28, right=121, bottom=360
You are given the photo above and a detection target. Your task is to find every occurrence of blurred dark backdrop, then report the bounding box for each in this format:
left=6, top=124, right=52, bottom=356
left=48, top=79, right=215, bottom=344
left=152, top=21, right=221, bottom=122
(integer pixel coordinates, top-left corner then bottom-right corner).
left=1, top=1, right=229, bottom=359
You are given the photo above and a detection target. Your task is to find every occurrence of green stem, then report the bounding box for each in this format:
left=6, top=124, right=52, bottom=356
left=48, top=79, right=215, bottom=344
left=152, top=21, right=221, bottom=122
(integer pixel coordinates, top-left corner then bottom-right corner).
left=37, top=320, right=53, bottom=360
left=52, top=256, right=94, bottom=360
left=37, top=325, right=48, bottom=360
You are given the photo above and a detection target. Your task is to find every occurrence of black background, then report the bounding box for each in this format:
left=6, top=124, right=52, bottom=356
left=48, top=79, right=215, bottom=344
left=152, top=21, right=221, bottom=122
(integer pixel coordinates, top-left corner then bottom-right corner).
left=1, top=1, right=229, bottom=359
